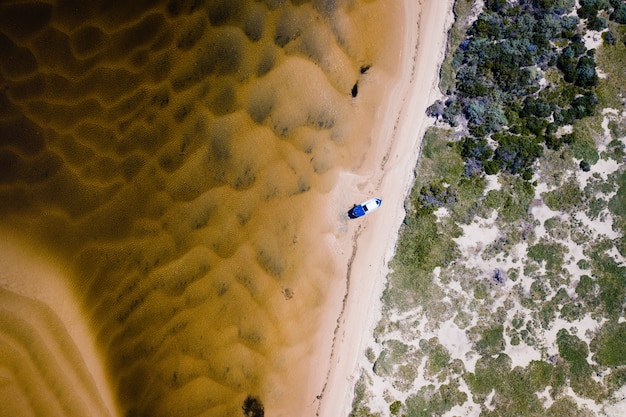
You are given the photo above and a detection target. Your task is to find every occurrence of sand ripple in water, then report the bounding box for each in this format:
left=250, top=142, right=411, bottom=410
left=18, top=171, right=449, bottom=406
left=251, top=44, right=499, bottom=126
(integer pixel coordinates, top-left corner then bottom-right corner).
left=0, top=0, right=401, bottom=415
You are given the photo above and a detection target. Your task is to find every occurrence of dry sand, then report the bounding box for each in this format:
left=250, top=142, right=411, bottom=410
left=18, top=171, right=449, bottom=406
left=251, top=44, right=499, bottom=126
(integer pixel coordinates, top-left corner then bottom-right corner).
left=316, top=1, right=456, bottom=416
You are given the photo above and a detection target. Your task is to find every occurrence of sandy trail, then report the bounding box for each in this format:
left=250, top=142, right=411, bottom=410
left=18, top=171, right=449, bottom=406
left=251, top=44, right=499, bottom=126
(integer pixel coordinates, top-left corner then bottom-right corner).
left=315, top=1, right=456, bottom=416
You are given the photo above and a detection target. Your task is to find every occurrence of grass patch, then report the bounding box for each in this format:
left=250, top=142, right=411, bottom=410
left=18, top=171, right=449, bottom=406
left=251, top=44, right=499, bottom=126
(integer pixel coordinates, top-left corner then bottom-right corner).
left=385, top=212, right=456, bottom=308
left=418, top=128, right=464, bottom=184
left=464, top=354, right=512, bottom=401
left=595, top=21, right=626, bottom=109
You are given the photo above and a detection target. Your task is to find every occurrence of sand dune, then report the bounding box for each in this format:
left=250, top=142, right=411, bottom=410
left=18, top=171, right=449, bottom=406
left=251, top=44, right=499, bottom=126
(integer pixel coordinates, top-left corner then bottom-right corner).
left=0, top=0, right=406, bottom=416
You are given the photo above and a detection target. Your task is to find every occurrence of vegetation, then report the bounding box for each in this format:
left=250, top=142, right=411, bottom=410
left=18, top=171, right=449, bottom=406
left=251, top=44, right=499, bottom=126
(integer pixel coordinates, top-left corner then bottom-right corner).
left=428, top=0, right=626, bottom=180
left=351, top=0, right=626, bottom=415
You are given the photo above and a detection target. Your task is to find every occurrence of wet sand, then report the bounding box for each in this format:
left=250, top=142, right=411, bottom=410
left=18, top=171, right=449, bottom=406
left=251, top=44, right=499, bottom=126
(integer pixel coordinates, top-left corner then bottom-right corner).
left=0, top=0, right=409, bottom=416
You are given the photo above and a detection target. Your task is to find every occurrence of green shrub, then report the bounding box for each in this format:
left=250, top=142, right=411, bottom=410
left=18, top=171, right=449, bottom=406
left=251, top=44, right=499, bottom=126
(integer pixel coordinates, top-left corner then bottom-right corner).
left=476, top=325, right=505, bottom=355
left=543, top=178, right=585, bottom=212
left=557, top=329, right=591, bottom=377
left=595, top=323, right=626, bottom=366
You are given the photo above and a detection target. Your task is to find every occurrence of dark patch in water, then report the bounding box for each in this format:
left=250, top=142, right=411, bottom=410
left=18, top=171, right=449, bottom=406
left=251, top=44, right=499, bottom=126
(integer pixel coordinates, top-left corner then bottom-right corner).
left=166, top=0, right=206, bottom=17
left=174, top=104, right=191, bottom=123
left=233, top=165, right=257, bottom=190
left=274, top=9, right=301, bottom=47
left=243, top=7, right=265, bottom=42
left=313, top=0, right=339, bottom=15
left=263, top=0, right=286, bottom=10
left=117, top=13, right=165, bottom=54
left=205, top=31, right=244, bottom=75
left=351, top=82, right=358, bottom=97
left=0, top=116, right=45, bottom=156
left=256, top=248, right=284, bottom=278
left=247, top=97, right=273, bottom=124
left=256, top=50, right=275, bottom=77
left=151, top=89, right=170, bottom=108
left=147, top=54, right=171, bottom=83
left=242, top=395, right=265, bottom=417
left=0, top=33, right=38, bottom=78
left=207, top=0, right=245, bottom=26
left=209, top=123, right=232, bottom=161
left=122, top=155, right=145, bottom=181
left=71, top=26, right=106, bottom=57
left=208, top=82, right=237, bottom=115
left=176, top=16, right=206, bottom=50
left=0, top=2, right=52, bottom=40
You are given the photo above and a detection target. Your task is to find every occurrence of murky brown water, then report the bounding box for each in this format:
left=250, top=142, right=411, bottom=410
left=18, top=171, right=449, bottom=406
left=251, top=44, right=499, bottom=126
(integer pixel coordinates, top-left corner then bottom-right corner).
left=0, top=0, right=402, bottom=415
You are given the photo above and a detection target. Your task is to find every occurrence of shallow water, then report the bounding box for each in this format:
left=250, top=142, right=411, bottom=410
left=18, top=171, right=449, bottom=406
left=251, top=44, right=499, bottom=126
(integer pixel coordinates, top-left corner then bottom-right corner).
left=0, top=0, right=402, bottom=415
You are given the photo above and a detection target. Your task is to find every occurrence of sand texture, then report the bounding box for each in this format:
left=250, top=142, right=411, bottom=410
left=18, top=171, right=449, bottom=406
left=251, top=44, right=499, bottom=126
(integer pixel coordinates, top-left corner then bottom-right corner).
left=0, top=0, right=405, bottom=416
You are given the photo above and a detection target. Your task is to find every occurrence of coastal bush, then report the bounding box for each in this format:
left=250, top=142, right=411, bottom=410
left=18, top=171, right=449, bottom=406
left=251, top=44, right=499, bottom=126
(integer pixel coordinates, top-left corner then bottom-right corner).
left=439, top=0, right=476, bottom=94
left=592, top=250, right=626, bottom=318
left=465, top=354, right=510, bottom=395
left=389, top=400, right=402, bottom=416
left=421, top=338, right=452, bottom=379
left=607, top=136, right=626, bottom=158
left=608, top=170, right=626, bottom=219
left=373, top=350, right=392, bottom=377
left=449, top=175, right=487, bottom=223
left=544, top=217, right=569, bottom=240
left=476, top=324, right=505, bottom=356
left=606, top=368, right=626, bottom=395
left=546, top=397, right=595, bottom=416
left=611, top=3, right=626, bottom=24
left=595, top=322, right=626, bottom=366
left=431, top=0, right=606, bottom=180
left=350, top=374, right=379, bottom=417
left=560, top=302, right=584, bottom=321
left=484, top=174, right=534, bottom=222
left=556, top=329, right=608, bottom=399
left=405, top=381, right=466, bottom=417
left=543, top=178, right=585, bottom=212
left=557, top=329, right=591, bottom=378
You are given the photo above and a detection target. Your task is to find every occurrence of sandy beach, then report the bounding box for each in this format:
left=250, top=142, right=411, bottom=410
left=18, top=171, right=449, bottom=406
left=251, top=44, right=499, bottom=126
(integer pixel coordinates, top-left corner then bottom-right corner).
left=316, top=1, right=455, bottom=416
left=0, top=0, right=456, bottom=415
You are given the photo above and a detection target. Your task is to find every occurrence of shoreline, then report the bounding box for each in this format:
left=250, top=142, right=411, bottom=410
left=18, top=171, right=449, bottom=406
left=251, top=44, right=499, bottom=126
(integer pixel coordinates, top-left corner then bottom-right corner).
left=315, top=1, right=456, bottom=416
